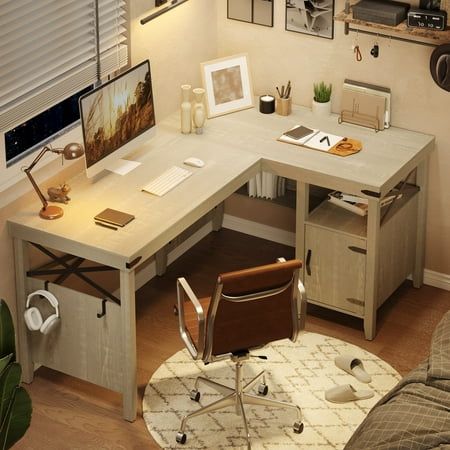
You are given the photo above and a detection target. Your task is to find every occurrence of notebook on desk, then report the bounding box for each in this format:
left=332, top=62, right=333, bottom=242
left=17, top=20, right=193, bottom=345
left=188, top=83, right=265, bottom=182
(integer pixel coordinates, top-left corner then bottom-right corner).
left=94, top=208, right=135, bottom=227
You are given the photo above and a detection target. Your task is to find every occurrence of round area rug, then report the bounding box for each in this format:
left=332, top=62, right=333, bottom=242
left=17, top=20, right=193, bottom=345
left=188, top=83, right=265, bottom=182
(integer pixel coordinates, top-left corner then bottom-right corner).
left=143, top=332, right=401, bottom=449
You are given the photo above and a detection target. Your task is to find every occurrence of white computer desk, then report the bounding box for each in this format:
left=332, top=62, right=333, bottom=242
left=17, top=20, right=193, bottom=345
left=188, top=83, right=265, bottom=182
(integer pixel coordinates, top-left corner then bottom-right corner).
left=8, top=104, right=434, bottom=421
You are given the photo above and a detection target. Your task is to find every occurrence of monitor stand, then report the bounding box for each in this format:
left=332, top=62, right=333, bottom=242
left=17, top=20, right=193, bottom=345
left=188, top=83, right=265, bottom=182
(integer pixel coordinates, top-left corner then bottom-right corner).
left=106, top=159, right=141, bottom=176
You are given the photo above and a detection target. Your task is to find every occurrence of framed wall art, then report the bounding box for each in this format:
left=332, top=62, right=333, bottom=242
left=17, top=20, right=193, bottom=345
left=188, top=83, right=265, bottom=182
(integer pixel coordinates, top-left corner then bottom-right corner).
left=285, top=0, right=335, bottom=39
left=200, top=54, right=254, bottom=118
left=227, top=0, right=274, bottom=27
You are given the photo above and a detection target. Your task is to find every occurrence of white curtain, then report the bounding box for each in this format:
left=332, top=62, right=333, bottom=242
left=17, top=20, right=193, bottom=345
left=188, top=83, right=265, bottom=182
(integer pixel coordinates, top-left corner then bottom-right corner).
left=0, top=0, right=129, bottom=132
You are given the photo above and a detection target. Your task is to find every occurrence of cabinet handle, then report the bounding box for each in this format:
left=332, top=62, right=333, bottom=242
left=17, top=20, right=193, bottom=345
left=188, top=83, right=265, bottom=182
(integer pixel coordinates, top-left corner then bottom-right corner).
left=306, top=249, right=312, bottom=276
left=348, top=246, right=367, bottom=255
left=346, top=298, right=365, bottom=306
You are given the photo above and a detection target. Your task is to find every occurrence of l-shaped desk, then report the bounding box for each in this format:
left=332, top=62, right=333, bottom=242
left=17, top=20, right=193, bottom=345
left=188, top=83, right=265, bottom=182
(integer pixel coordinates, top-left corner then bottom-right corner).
left=8, top=104, right=434, bottom=421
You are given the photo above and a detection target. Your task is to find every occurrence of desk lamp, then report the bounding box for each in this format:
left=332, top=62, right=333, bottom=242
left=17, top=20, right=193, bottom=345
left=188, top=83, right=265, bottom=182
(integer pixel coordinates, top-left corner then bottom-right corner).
left=23, top=143, right=84, bottom=220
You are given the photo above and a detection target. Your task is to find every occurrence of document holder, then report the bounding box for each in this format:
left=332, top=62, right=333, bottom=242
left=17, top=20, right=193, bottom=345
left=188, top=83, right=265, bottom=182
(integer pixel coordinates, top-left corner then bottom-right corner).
left=339, top=88, right=386, bottom=132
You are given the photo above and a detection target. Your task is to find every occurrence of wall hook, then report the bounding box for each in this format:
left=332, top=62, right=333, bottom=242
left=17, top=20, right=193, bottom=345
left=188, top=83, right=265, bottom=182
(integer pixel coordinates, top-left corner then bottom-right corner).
left=97, top=299, right=107, bottom=318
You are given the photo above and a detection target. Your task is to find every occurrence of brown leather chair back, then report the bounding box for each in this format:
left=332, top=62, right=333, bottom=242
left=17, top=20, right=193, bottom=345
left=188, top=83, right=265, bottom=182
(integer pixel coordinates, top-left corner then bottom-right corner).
left=203, top=259, right=302, bottom=360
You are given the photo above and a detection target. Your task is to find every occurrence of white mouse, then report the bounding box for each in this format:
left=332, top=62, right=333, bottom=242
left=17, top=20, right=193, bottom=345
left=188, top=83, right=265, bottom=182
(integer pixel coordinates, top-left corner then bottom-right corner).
left=183, top=157, right=205, bottom=168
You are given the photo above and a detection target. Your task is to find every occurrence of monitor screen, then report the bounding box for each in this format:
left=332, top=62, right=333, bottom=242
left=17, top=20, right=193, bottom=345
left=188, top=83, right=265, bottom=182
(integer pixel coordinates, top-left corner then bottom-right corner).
left=79, top=60, right=155, bottom=177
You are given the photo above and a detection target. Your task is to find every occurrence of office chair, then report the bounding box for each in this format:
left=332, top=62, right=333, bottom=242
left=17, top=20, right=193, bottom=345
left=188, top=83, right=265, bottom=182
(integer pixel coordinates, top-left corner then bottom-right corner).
left=175, top=258, right=306, bottom=448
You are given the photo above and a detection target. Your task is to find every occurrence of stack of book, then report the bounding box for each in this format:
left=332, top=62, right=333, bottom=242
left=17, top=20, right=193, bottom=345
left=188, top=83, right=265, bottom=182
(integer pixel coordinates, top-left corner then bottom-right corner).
left=327, top=191, right=401, bottom=216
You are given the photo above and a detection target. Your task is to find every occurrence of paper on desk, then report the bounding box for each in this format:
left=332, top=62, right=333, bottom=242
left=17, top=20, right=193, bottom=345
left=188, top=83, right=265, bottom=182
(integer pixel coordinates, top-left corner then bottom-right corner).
left=304, top=131, right=344, bottom=152
left=278, top=128, right=343, bottom=152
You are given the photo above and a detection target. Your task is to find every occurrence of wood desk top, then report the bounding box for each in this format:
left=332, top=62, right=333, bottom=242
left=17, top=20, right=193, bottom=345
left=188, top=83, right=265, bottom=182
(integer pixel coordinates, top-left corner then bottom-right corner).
left=8, top=104, right=434, bottom=270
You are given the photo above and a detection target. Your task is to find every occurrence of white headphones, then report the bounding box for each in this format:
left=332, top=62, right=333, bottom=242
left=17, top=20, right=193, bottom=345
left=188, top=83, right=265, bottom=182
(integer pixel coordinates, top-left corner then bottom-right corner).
left=24, top=289, right=60, bottom=335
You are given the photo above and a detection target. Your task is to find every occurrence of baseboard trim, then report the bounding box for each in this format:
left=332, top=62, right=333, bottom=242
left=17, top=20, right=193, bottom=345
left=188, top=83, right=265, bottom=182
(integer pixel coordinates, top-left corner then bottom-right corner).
left=223, top=214, right=450, bottom=292
left=423, top=269, right=450, bottom=291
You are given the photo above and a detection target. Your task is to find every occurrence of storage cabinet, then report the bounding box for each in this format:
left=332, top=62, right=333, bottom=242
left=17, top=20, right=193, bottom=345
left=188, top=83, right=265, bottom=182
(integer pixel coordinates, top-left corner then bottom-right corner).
left=303, top=185, right=419, bottom=320
left=305, top=225, right=366, bottom=316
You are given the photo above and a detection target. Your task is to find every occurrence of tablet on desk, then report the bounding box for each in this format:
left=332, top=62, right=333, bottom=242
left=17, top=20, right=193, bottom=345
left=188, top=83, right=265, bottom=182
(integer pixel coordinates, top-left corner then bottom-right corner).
left=283, top=125, right=316, bottom=140
left=94, top=208, right=135, bottom=227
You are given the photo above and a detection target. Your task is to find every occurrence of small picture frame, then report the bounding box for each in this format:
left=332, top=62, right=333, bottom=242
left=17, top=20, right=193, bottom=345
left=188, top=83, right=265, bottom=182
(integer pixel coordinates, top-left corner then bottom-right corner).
left=200, top=54, right=254, bottom=118
left=227, top=0, right=274, bottom=27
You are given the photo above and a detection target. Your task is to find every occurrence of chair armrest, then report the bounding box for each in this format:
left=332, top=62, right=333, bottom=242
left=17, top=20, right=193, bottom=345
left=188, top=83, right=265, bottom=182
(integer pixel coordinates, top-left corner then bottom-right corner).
left=297, top=278, right=307, bottom=331
left=176, top=277, right=205, bottom=360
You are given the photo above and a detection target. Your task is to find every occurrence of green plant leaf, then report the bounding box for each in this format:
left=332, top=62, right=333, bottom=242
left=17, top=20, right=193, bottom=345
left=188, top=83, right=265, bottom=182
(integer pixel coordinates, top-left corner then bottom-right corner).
left=0, top=302, right=15, bottom=361
left=0, top=356, right=13, bottom=378
left=0, top=387, right=32, bottom=450
left=313, top=82, right=332, bottom=103
left=0, top=363, right=21, bottom=428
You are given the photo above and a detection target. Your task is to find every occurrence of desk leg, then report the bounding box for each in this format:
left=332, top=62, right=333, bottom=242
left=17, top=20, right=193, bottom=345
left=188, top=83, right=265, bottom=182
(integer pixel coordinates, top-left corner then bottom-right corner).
left=13, top=238, right=34, bottom=383
left=295, top=182, right=309, bottom=281
left=212, top=202, right=225, bottom=231
left=413, top=159, right=429, bottom=288
left=155, top=249, right=168, bottom=276
left=120, top=269, right=137, bottom=421
left=364, top=199, right=381, bottom=340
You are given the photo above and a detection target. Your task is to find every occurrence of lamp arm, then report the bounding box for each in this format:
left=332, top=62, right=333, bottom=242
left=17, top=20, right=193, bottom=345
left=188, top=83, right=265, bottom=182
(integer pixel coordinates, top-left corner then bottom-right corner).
left=23, top=146, right=55, bottom=210
left=25, top=146, right=58, bottom=172
left=24, top=168, right=48, bottom=210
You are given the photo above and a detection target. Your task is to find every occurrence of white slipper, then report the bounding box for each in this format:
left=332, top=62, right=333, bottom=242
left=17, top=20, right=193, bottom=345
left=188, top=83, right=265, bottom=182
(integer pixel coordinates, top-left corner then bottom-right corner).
left=325, top=384, right=374, bottom=403
left=335, top=354, right=372, bottom=383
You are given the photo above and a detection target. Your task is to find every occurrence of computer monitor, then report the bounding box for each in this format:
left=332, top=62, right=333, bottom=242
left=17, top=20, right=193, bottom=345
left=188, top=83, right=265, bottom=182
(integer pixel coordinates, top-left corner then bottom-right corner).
left=79, top=60, right=155, bottom=178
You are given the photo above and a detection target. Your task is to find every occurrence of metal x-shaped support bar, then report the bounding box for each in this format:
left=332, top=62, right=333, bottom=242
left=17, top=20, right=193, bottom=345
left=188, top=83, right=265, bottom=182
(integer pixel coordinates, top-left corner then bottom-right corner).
left=27, top=243, right=120, bottom=305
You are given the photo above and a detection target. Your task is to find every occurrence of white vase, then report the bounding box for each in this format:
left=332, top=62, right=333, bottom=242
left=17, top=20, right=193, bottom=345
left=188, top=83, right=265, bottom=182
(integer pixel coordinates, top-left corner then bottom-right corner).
left=312, top=99, right=331, bottom=116
left=192, top=88, right=206, bottom=135
left=181, top=84, right=192, bottom=134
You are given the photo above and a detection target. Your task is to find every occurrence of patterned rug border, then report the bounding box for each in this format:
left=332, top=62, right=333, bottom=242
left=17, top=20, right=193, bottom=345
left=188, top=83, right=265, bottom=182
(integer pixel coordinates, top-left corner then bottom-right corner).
left=143, top=332, right=401, bottom=449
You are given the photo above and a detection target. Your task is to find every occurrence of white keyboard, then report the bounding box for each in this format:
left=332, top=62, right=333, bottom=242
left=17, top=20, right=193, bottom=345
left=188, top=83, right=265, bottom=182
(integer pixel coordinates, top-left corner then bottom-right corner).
left=142, top=166, right=192, bottom=196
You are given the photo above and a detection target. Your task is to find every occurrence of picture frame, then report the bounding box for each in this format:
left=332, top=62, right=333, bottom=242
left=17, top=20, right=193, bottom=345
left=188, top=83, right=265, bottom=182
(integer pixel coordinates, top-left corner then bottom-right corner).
left=227, top=0, right=274, bottom=27
left=200, top=54, right=254, bottom=118
left=285, top=0, right=335, bottom=40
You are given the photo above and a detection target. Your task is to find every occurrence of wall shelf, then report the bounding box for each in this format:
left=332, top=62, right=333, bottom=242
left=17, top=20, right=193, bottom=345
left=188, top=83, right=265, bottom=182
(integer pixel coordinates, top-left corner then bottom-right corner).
left=335, top=9, right=450, bottom=47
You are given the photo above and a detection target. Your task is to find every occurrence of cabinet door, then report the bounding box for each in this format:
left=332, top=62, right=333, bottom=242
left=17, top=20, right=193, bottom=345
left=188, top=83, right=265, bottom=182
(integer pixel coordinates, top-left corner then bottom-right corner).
left=305, top=225, right=366, bottom=316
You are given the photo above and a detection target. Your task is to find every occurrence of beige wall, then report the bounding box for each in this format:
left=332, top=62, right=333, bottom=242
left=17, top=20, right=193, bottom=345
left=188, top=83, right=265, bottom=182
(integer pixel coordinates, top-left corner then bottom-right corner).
left=217, top=0, right=450, bottom=275
left=130, top=0, right=218, bottom=120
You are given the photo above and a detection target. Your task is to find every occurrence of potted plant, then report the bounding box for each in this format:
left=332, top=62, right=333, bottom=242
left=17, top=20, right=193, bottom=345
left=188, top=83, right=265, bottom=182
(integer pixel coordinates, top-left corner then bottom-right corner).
left=312, top=81, right=332, bottom=116
left=0, top=299, right=32, bottom=449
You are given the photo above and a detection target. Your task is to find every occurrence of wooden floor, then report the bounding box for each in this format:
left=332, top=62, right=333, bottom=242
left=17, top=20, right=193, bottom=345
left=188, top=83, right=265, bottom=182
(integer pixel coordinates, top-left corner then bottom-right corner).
left=17, top=229, right=450, bottom=449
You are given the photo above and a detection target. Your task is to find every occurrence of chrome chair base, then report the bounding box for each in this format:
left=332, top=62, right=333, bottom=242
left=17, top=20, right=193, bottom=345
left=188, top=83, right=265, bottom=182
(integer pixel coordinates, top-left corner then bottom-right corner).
left=176, top=358, right=303, bottom=449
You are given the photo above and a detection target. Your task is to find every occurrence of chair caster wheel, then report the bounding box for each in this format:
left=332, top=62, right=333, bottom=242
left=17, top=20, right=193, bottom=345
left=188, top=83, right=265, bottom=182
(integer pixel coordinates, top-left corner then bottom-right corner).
left=176, top=431, right=187, bottom=444
left=190, top=389, right=201, bottom=402
left=293, top=422, right=304, bottom=434
left=258, top=383, right=268, bottom=396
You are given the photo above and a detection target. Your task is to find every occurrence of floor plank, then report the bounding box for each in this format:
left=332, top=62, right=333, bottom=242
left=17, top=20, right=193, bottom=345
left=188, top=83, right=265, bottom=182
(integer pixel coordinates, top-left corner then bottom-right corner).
left=16, top=229, right=450, bottom=449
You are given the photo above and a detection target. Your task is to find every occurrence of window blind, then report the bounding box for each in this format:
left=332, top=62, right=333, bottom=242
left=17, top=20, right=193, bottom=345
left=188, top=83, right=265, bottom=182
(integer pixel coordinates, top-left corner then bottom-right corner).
left=0, top=0, right=128, bottom=132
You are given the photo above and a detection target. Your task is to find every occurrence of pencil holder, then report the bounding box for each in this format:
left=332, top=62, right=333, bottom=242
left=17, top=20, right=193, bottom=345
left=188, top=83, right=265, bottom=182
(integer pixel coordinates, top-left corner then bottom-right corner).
left=276, top=97, right=292, bottom=116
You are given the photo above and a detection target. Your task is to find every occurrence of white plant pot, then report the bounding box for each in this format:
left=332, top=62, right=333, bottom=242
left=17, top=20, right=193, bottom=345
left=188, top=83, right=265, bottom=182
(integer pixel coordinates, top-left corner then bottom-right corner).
left=312, top=99, right=331, bottom=116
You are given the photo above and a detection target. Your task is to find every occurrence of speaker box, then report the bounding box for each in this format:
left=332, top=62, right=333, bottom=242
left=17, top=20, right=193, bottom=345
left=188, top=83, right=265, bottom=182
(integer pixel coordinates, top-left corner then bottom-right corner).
left=352, top=0, right=410, bottom=26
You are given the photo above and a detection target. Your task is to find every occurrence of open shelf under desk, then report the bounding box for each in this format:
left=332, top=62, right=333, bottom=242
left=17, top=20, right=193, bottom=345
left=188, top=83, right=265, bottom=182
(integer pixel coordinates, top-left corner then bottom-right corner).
left=306, top=184, right=420, bottom=239
left=234, top=183, right=331, bottom=212
left=335, top=9, right=450, bottom=47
